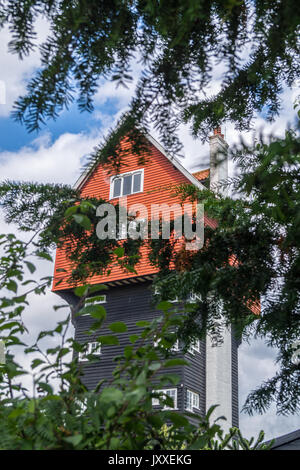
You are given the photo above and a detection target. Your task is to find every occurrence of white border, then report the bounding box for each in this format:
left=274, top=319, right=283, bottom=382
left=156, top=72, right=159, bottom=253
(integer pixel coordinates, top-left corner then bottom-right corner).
left=152, top=388, right=178, bottom=409
left=109, top=169, right=144, bottom=200
left=78, top=342, right=102, bottom=362
left=186, top=389, right=200, bottom=411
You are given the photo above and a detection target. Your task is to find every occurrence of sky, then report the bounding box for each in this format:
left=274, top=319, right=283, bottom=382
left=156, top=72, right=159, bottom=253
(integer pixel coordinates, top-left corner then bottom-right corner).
left=0, top=20, right=299, bottom=442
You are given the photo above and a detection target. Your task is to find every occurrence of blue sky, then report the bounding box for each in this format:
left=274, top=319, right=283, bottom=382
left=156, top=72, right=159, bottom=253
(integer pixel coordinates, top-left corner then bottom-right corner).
left=0, top=19, right=299, bottom=442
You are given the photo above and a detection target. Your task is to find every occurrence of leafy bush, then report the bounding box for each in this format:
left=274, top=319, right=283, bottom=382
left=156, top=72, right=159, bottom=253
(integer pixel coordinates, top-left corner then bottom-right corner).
left=0, top=231, right=271, bottom=450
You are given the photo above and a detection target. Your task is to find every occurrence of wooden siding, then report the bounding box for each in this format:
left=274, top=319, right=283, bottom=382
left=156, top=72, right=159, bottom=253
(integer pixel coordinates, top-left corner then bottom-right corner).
left=182, top=341, right=206, bottom=418
left=52, top=138, right=216, bottom=291
left=60, top=281, right=210, bottom=416
left=72, top=283, right=185, bottom=392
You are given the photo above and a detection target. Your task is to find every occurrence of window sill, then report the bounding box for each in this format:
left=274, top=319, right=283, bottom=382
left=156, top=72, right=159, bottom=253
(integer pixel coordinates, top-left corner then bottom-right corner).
left=109, top=190, right=144, bottom=201
left=78, top=356, right=102, bottom=362
left=152, top=406, right=179, bottom=411
left=185, top=407, right=200, bottom=413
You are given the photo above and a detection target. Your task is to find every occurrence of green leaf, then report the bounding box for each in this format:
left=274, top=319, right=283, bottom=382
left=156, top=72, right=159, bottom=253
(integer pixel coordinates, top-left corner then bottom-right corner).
left=98, top=335, right=119, bottom=346
left=188, top=436, right=210, bottom=450
left=113, top=246, right=124, bottom=258
left=124, top=345, right=133, bottom=359
left=74, top=285, right=89, bottom=297
left=24, top=261, right=36, bottom=274
left=157, top=301, right=173, bottom=311
left=88, top=284, right=108, bottom=294
left=163, top=411, right=189, bottom=427
left=37, top=382, right=53, bottom=394
left=85, top=304, right=106, bottom=319
left=86, top=319, right=104, bottom=332
left=8, top=408, right=26, bottom=419
left=63, top=434, right=83, bottom=447
left=149, top=362, right=161, bottom=371
left=53, top=304, right=69, bottom=311
left=109, top=321, right=127, bottom=333
left=64, top=206, right=78, bottom=217
left=36, top=251, right=53, bottom=262
left=21, top=280, right=37, bottom=286
left=27, top=400, right=35, bottom=413
left=101, top=387, right=123, bottom=403
left=123, top=265, right=137, bottom=274
left=136, top=320, right=150, bottom=327
left=161, top=373, right=179, bottom=385
left=6, top=280, right=18, bottom=293
left=37, top=330, right=55, bottom=341
left=164, top=359, right=189, bottom=367
left=129, top=334, right=139, bottom=344
left=31, top=358, right=45, bottom=369
left=0, top=321, right=22, bottom=331
left=73, top=214, right=91, bottom=230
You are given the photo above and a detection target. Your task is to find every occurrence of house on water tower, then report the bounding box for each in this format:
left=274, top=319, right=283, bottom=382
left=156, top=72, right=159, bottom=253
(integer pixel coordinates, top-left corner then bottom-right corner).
left=52, top=127, right=241, bottom=430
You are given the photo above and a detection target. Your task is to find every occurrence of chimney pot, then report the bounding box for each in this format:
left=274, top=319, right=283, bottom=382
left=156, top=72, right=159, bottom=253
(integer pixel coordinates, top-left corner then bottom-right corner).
left=213, top=127, right=224, bottom=139
left=209, top=127, right=228, bottom=195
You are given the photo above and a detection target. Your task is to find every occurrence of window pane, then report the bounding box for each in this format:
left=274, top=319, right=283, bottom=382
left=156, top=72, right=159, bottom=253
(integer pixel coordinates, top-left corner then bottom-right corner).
left=123, top=174, right=132, bottom=195
left=189, top=292, right=202, bottom=302
left=165, top=389, right=176, bottom=408
left=85, top=295, right=106, bottom=305
left=187, top=390, right=192, bottom=410
left=133, top=172, right=142, bottom=193
left=113, top=178, right=121, bottom=197
left=90, top=342, right=101, bottom=355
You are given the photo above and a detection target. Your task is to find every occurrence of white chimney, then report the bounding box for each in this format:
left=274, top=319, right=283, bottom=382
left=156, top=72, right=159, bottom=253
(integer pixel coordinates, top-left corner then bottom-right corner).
left=209, top=127, right=229, bottom=195
left=206, top=127, right=235, bottom=432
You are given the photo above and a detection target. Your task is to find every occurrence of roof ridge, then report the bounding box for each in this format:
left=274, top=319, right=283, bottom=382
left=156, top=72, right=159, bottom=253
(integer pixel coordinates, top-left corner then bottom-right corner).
left=74, top=132, right=206, bottom=191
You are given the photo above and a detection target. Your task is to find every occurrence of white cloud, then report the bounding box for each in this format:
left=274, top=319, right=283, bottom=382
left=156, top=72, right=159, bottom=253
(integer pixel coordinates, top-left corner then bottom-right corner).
left=0, top=130, right=102, bottom=185
left=0, top=18, right=50, bottom=117
left=93, top=54, right=143, bottom=109
left=239, top=338, right=300, bottom=441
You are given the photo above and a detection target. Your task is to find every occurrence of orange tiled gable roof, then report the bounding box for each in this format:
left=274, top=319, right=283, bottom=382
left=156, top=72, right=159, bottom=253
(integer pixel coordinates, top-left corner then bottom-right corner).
left=192, top=169, right=210, bottom=181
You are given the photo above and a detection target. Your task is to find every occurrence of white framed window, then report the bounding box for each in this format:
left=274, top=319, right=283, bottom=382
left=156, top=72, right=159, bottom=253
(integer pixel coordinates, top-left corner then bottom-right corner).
left=188, top=338, right=201, bottom=355
left=186, top=390, right=200, bottom=412
left=189, top=292, right=202, bottom=303
left=85, top=295, right=107, bottom=305
left=110, top=169, right=144, bottom=199
left=152, top=286, right=178, bottom=302
left=153, top=286, right=162, bottom=297
left=80, top=295, right=107, bottom=316
left=78, top=342, right=102, bottom=362
left=154, top=336, right=179, bottom=352
left=152, top=388, right=178, bottom=409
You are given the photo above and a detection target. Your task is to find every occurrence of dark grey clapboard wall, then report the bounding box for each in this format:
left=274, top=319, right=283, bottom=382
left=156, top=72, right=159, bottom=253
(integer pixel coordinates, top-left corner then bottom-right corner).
left=57, top=281, right=238, bottom=424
